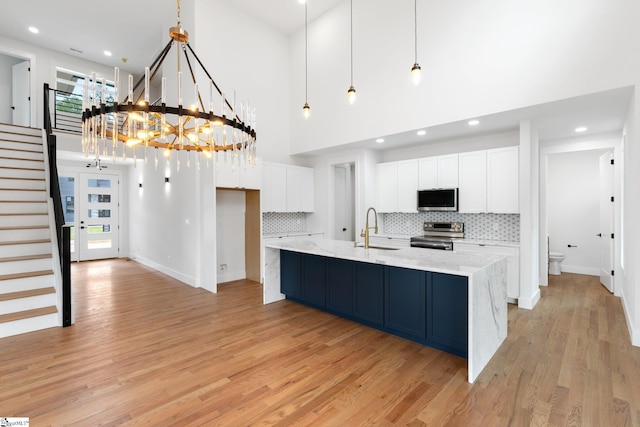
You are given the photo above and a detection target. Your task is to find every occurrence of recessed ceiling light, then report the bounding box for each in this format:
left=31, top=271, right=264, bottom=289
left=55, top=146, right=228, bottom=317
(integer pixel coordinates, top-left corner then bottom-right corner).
left=468, top=119, right=480, bottom=126
left=417, top=130, right=426, bottom=136
left=104, top=50, right=112, bottom=57
left=574, top=126, right=588, bottom=133
left=376, top=138, right=384, bottom=143
left=28, top=26, right=39, bottom=34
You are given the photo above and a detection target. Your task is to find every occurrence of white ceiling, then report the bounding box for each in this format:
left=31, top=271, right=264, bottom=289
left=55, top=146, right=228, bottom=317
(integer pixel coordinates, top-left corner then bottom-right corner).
left=0, top=0, right=631, bottom=153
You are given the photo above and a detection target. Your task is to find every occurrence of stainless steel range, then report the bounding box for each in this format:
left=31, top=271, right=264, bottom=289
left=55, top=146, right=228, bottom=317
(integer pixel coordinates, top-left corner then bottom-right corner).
left=410, top=221, right=464, bottom=250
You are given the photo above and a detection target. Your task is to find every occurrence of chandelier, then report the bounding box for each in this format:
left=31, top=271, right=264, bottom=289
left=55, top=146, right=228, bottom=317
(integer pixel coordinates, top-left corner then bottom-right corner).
left=81, top=0, right=256, bottom=169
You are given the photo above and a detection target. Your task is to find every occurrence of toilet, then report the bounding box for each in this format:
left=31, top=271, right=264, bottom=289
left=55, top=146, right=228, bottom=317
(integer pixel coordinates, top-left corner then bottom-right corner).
left=548, top=252, right=565, bottom=275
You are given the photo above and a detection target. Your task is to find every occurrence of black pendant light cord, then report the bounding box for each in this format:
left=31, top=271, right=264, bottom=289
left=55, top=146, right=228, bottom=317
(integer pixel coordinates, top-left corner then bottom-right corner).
left=414, top=0, right=418, bottom=63
left=350, top=0, right=354, bottom=86
left=305, top=1, right=308, bottom=104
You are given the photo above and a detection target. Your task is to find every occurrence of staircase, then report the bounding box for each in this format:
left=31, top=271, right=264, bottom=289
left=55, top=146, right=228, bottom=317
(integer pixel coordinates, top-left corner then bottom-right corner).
left=0, top=123, right=59, bottom=338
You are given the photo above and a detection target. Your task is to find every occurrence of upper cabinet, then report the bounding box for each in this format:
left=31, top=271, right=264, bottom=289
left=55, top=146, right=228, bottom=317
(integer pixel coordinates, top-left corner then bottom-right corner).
left=377, top=160, right=418, bottom=213
left=458, top=151, right=487, bottom=213
left=262, top=162, right=314, bottom=213
left=418, top=154, right=459, bottom=189
left=487, top=146, right=519, bottom=214
left=458, top=146, right=519, bottom=214
left=216, top=158, right=262, bottom=190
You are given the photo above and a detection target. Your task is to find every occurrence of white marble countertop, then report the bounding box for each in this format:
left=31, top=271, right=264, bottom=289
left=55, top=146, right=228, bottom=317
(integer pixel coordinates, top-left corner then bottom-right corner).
left=265, top=238, right=505, bottom=277
left=263, top=231, right=324, bottom=239
left=456, top=239, right=520, bottom=248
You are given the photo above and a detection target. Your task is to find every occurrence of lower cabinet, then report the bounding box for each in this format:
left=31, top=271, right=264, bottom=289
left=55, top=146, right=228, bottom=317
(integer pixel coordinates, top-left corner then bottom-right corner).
left=280, top=251, right=468, bottom=358
left=426, top=273, right=468, bottom=355
left=385, top=266, right=426, bottom=339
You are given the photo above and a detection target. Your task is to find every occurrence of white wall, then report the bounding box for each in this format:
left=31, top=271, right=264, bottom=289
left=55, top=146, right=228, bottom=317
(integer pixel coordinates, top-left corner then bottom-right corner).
left=289, top=0, right=640, bottom=155
left=547, top=150, right=607, bottom=275
left=216, top=189, right=246, bottom=283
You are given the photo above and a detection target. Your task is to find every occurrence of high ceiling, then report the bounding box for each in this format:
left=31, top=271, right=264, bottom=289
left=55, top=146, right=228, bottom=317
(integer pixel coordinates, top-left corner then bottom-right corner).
left=0, top=0, right=342, bottom=72
left=0, top=0, right=631, bottom=151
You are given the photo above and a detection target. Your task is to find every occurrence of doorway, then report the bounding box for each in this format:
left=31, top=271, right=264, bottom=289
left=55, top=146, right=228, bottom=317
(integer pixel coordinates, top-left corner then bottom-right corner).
left=59, top=171, right=120, bottom=261
left=332, top=163, right=355, bottom=241
left=540, top=141, right=620, bottom=293
left=0, top=53, right=30, bottom=126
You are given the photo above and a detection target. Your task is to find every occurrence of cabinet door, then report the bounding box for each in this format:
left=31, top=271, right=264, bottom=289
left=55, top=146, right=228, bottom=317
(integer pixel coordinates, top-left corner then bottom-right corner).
left=487, top=146, right=519, bottom=213
left=280, top=250, right=301, bottom=297
left=286, top=165, right=301, bottom=212
left=262, top=162, right=287, bottom=212
left=327, top=258, right=354, bottom=316
left=377, top=162, right=398, bottom=212
left=418, top=157, right=438, bottom=189
left=397, top=159, right=418, bottom=212
left=354, top=262, right=384, bottom=326
left=302, top=253, right=326, bottom=307
left=438, top=154, right=459, bottom=188
left=426, top=272, right=468, bottom=356
left=385, top=266, right=426, bottom=338
left=299, top=166, right=315, bottom=212
left=458, top=150, right=487, bottom=213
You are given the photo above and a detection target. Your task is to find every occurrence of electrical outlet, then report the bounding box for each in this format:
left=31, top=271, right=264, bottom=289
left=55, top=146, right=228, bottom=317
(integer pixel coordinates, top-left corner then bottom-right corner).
left=219, top=264, right=227, bottom=271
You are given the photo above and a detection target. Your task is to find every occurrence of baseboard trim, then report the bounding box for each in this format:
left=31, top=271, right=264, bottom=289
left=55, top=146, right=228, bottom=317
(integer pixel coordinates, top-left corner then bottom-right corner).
left=620, top=286, right=640, bottom=347
left=518, top=288, right=541, bottom=310
left=217, top=270, right=246, bottom=284
left=129, top=254, right=196, bottom=287
left=561, top=265, right=599, bottom=276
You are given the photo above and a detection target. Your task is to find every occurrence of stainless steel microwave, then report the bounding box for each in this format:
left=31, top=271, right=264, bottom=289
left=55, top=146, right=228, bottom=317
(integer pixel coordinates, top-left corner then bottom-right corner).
left=417, top=188, right=458, bottom=211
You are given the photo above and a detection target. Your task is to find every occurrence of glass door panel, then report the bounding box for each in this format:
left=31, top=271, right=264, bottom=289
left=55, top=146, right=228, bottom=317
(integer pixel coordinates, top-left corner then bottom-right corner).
left=78, top=173, right=119, bottom=260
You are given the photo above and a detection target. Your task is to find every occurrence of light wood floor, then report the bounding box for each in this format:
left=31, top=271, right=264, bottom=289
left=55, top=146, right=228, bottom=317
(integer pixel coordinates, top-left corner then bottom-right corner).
left=1, top=259, right=639, bottom=426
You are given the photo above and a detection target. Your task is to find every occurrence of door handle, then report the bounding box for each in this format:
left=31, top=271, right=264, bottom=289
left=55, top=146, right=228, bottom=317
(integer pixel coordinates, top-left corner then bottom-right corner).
left=342, top=228, right=347, bottom=231
left=597, top=233, right=602, bottom=237
left=80, top=226, right=86, bottom=229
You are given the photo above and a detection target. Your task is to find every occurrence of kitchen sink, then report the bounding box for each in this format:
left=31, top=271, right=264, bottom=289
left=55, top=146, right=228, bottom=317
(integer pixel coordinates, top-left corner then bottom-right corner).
left=355, top=244, right=400, bottom=250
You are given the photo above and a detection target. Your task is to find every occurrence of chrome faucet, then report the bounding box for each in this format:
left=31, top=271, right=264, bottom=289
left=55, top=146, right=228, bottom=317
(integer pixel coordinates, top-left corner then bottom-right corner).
left=359, top=207, right=378, bottom=249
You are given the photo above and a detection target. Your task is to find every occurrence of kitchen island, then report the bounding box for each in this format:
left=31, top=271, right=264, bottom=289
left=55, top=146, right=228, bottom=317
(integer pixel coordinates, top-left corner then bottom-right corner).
left=263, top=239, right=507, bottom=383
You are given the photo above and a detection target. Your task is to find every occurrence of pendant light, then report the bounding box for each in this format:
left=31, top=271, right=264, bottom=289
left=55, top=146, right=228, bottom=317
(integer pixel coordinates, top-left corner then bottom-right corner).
left=347, top=0, right=356, bottom=104
left=302, top=1, right=311, bottom=119
left=411, top=0, right=422, bottom=85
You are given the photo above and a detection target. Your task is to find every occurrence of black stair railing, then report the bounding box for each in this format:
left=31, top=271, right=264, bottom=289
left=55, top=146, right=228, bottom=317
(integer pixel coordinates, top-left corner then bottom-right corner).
left=44, top=83, right=72, bottom=327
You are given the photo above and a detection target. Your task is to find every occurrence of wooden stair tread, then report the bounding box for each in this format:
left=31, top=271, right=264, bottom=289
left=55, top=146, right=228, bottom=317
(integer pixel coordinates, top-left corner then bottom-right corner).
left=0, top=200, right=47, bottom=203
left=0, top=269, right=53, bottom=281
left=0, top=253, right=52, bottom=263
left=0, top=305, right=57, bottom=324
left=0, top=238, right=50, bottom=246
left=0, top=176, right=45, bottom=181
left=0, top=212, right=48, bottom=216
left=0, top=287, right=55, bottom=302
left=0, top=156, right=44, bottom=162
left=0, top=187, right=46, bottom=191
left=0, top=166, right=45, bottom=171
left=0, top=225, right=48, bottom=230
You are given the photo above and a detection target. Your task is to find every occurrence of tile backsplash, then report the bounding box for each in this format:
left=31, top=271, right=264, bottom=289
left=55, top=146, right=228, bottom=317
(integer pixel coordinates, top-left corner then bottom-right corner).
left=382, top=212, right=520, bottom=242
left=263, top=212, right=307, bottom=234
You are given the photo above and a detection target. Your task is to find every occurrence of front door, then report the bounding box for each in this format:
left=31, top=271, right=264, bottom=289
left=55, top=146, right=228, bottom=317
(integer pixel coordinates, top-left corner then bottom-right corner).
left=78, top=173, right=119, bottom=261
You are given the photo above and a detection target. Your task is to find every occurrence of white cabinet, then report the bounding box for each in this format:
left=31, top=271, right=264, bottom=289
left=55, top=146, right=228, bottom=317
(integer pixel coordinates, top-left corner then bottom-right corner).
left=487, top=146, right=519, bottom=213
left=216, top=158, right=261, bottom=190
left=377, top=160, right=418, bottom=213
left=286, top=165, right=314, bottom=212
left=455, top=242, right=520, bottom=301
left=458, top=150, right=487, bottom=213
left=262, top=162, right=287, bottom=212
left=458, top=146, right=519, bottom=214
left=418, top=154, right=458, bottom=189
left=262, top=162, right=314, bottom=213
left=397, top=159, right=418, bottom=212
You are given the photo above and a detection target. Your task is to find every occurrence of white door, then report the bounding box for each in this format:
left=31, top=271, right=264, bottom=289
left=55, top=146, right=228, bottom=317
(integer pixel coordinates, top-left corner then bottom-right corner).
left=598, top=151, right=614, bottom=293
left=78, top=173, right=120, bottom=261
left=333, top=165, right=352, bottom=241
left=11, top=60, right=30, bottom=127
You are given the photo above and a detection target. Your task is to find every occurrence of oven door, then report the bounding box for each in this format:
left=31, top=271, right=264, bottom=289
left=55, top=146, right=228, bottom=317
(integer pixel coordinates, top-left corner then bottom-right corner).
left=410, top=239, right=453, bottom=250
